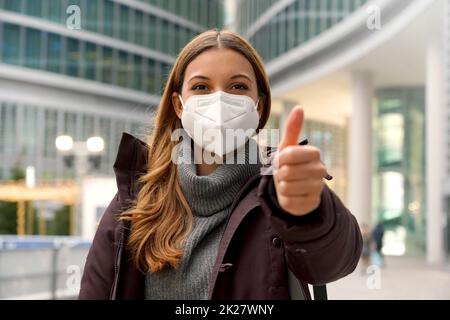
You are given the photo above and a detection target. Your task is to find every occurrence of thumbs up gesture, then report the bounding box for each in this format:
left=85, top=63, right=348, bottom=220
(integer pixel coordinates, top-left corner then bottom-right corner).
left=273, top=106, right=327, bottom=216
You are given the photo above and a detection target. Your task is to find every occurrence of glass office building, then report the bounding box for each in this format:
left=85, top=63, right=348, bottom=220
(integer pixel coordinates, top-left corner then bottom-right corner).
left=237, top=0, right=371, bottom=61
left=235, top=0, right=443, bottom=261
left=0, top=0, right=446, bottom=262
left=0, top=0, right=224, bottom=181
left=374, top=87, right=426, bottom=254
left=235, top=0, right=371, bottom=201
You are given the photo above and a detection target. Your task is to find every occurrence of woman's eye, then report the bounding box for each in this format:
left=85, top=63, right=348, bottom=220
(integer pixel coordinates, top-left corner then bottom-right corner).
left=191, top=84, right=208, bottom=91
left=231, top=84, right=249, bottom=91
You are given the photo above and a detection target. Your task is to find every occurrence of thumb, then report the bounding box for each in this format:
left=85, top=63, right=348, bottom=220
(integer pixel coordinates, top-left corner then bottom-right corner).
left=278, top=106, right=304, bottom=151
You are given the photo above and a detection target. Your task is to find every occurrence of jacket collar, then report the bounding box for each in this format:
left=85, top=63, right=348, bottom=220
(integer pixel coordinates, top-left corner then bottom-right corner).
left=111, top=132, right=270, bottom=202
left=113, top=132, right=149, bottom=202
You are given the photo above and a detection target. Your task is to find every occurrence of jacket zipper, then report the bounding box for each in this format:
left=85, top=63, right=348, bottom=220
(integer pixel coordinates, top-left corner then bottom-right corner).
left=111, top=143, right=137, bottom=299
left=110, top=232, right=123, bottom=300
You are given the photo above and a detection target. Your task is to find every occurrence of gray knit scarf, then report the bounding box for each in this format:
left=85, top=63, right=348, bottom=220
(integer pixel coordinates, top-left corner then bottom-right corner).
left=145, top=130, right=262, bottom=300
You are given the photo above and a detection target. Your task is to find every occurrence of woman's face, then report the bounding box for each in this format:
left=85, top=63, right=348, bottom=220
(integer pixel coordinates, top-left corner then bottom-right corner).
left=172, top=48, right=263, bottom=119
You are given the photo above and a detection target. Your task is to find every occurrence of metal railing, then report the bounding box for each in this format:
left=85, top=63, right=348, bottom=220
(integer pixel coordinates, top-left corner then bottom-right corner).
left=0, top=235, right=91, bottom=300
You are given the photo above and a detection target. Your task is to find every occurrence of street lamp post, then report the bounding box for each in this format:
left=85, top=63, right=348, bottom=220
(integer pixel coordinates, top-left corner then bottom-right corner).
left=55, top=135, right=105, bottom=236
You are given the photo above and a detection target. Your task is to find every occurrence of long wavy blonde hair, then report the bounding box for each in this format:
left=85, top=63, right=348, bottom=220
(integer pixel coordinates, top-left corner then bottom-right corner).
left=121, top=29, right=272, bottom=273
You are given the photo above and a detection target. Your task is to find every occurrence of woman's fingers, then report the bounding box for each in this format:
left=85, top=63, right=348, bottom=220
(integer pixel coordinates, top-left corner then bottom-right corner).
left=274, top=162, right=327, bottom=182
left=275, top=179, right=324, bottom=197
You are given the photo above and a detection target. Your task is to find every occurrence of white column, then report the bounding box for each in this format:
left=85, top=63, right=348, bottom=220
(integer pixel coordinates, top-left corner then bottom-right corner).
left=348, top=71, right=373, bottom=226
left=426, top=32, right=446, bottom=265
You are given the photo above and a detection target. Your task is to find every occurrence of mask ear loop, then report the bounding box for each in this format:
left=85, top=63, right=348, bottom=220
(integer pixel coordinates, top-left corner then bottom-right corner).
left=255, top=97, right=260, bottom=111
left=177, top=94, right=192, bottom=147
left=178, top=94, right=186, bottom=109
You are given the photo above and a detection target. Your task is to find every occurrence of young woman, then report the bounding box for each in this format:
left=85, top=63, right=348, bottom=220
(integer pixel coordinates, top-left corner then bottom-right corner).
left=79, top=29, right=362, bottom=300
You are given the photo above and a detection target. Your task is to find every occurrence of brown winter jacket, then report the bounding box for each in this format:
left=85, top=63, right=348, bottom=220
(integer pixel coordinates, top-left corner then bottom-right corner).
left=78, top=132, right=362, bottom=300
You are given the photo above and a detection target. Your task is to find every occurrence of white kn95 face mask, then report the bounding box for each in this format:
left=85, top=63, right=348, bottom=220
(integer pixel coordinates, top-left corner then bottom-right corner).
left=178, top=91, right=260, bottom=156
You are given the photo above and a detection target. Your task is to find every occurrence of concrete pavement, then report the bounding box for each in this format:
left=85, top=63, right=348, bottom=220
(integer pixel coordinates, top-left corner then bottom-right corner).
left=326, top=255, right=450, bottom=300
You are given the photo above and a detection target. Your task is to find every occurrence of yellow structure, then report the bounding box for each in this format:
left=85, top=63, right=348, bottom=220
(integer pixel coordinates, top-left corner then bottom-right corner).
left=0, top=181, right=79, bottom=236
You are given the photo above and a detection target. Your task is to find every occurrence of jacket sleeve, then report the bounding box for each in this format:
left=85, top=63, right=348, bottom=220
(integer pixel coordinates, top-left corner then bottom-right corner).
left=263, top=176, right=363, bottom=285
left=78, top=192, right=121, bottom=299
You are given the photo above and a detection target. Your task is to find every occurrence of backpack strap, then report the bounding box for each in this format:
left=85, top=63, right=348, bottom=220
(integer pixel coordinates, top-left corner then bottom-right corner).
left=313, top=285, right=328, bottom=300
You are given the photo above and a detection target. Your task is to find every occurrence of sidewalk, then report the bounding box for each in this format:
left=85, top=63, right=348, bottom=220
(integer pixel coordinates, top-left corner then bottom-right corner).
left=326, top=255, right=450, bottom=300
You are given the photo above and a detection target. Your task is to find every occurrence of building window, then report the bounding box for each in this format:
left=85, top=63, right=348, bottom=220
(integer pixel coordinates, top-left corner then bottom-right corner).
left=44, top=109, right=58, bottom=158
left=23, top=105, right=38, bottom=156
left=326, top=0, right=334, bottom=28
left=277, top=10, right=287, bottom=56
left=200, top=0, right=208, bottom=27
left=66, top=38, right=80, bottom=77
left=174, top=25, right=182, bottom=53
left=286, top=4, right=295, bottom=50
left=82, top=114, right=95, bottom=141
left=119, top=4, right=129, bottom=41
left=99, top=117, right=112, bottom=172
left=0, top=103, right=17, bottom=155
left=0, top=104, right=4, bottom=154
left=117, top=50, right=129, bottom=88
left=314, top=0, right=322, bottom=35
left=2, top=23, right=21, bottom=65
left=378, top=113, right=404, bottom=166
left=182, top=27, right=190, bottom=47
left=148, top=15, right=158, bottom=49
left=24, top=0, right=43, bottom=18
left=64, top=112, right=77, bottom=140
left=167, top=22, right=176, bottom=55
left=145, top=59, right=157, bottom=94
left=296, top=0, right=306, bottom=45
left=47, top=0, right=63, bottom=24
left=85, top=42, right=97, bottom=81
left=375, top=87, right=425, bottom=252
left=46, top=32, right=62, bottom=73
left=132, top=55, right=143, bottom=91
left=189, top=0, right=198, bottom=22
left=86, top=0, right=99, bottom=32
left=25, top=28, right=41, bottom=69
left=103, top=0, right=114, bottom=37
left=378, top=171, right=405, bottom=221
left=101, top=47, right=113, bottom=84
left=380, top=97, right=403, bottom=112
left=4, top=0, right=21, bottom=12
left=135, top=10, right=144, bottom=46
left=161, top=20, right=169, bottom=54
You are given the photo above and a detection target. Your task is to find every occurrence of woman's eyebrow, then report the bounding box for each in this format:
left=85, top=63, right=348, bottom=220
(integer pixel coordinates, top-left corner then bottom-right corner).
left=187, top=73, right=252, bottom=83
left=230, top=74, right=252, bottom=81
left=188, top=75, right=210, bottom=83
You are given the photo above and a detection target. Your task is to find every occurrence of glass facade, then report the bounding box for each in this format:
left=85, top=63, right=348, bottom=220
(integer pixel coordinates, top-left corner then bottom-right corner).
left=303, top=119, right=348, bottom=201
left=0, top=0, right=223, bottom=46
left=0, top=0, right=224, bottom=182
left=0, top=101, right=146, bottom=181
left=236, top=0, right=432, bottom=258
left=374, top=87, right=426, bottom=254
left=0, top=26, right=172, bottom=93
left=265, top=112, right=348, bottom=201
left=237, top=0, right=371, bottom=62
left=0, top=0, right=224, bottom=94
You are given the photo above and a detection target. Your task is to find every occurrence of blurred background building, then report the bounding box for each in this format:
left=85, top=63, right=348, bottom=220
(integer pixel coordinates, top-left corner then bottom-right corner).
left=0, top=0, right=224, bottom=237
left=0, top=0, right=224, bottom=298
left=0, top=0, right=223, bottom=181
left=0, top=0, right=449, bottom=299
left=233, top=0, right=448, bottom=266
